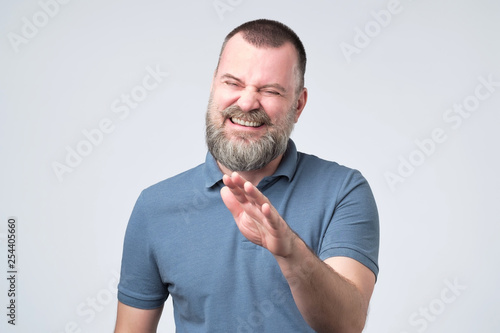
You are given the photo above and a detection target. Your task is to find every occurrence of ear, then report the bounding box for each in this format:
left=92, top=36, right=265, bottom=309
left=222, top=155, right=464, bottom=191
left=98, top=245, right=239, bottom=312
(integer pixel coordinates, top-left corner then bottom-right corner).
left=294, top=87, right=308, bottom=123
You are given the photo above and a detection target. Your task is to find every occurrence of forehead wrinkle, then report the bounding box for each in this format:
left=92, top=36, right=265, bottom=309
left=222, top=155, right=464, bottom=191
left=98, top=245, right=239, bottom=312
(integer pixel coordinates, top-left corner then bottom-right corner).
left=218, top=36, right=297, bottom=91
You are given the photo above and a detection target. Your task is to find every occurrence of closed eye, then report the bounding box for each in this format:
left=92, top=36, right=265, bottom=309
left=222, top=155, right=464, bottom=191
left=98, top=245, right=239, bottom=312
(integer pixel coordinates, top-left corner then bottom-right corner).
left=260, top=84, right=287, bottom=97
left=262, top=90, right=281, bottom=96
left=220, top=74, right=243, bottom=88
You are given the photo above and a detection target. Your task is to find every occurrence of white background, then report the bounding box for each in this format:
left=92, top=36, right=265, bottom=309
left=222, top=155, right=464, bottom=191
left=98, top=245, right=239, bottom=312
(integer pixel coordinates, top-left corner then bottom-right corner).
left=1, top=0, right=499, bottom=332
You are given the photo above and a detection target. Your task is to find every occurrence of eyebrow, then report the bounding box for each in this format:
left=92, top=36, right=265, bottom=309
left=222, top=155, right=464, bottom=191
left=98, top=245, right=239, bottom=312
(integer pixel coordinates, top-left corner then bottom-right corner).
left=220, top=73, right=288, bottom=94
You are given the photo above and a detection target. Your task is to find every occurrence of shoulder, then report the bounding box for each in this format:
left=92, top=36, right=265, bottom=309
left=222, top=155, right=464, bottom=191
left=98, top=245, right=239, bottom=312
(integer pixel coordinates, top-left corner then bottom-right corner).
left=137, top=162, right=206, bottom=206
left=296, top=151, right=367, bottom=187
left=293, top=151, right=375, bottom=208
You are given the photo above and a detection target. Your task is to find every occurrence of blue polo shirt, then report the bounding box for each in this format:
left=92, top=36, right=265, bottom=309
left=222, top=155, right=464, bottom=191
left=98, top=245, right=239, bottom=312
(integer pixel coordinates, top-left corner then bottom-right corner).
left=118, top=140, right=379, bottom=332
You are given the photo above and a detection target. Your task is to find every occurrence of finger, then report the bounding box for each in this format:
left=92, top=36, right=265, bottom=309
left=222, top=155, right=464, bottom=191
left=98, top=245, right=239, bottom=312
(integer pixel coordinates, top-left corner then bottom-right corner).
left=229, top=172, right=248, bottom=189
left=225, top=173, right=261, bottom=205
left=261, top=202, right=282, bottom=230
left=222, top=174, right=234, bottom=188
left=222, top=174, right=250, bottom=204
left=222, top=185, right=268, bottom=232
left=241, top=184, right=281, bottom=227
left=261, top=203, right=273, bottom=219
left=222, top=173, right=248, bottom=193
left=243, top=181, right=271, bottom=207
left=220, top=186, right=243, bottom=218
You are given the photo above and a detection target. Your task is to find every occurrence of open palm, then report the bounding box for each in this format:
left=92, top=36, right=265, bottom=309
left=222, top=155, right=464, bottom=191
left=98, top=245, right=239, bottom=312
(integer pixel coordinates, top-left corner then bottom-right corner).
left=220, top=172, right=295, bottom=257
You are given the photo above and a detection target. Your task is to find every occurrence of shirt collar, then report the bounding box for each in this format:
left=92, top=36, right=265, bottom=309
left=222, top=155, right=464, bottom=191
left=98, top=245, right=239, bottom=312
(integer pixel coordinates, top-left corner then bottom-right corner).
left=204, top=139, right=298, bottom=189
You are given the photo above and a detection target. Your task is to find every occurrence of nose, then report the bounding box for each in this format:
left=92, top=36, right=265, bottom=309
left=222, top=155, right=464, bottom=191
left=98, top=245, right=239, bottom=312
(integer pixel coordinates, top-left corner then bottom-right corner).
left=237, top=88, right=261, bottom=112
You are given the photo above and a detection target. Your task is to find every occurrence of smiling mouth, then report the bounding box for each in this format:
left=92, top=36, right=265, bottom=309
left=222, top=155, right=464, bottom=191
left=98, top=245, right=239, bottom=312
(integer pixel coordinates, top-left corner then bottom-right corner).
left=230, top=117, right=264, bottom=127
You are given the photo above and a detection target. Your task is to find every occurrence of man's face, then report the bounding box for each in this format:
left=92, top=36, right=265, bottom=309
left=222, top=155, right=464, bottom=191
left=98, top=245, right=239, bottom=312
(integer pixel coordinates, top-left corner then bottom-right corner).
left=206, top=33, right=306, bottom=171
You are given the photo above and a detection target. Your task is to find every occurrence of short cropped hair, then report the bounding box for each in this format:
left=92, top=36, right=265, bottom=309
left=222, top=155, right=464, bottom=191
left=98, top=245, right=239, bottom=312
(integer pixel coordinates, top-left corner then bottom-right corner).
left=216, top=19, right=307, bottom=94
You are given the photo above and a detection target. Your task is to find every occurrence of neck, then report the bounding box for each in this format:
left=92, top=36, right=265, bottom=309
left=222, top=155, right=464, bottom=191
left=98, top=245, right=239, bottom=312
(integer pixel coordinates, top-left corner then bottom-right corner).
left=217, top=154, right=284, bottom=186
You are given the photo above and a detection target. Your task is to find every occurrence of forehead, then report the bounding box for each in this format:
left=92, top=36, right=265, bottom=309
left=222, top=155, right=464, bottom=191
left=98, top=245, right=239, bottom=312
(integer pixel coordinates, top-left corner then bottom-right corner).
left=217, top=33, right=298, bottom=89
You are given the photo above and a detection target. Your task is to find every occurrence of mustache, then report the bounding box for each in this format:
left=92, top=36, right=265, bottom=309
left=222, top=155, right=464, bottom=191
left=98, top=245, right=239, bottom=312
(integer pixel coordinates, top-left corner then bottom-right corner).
left=221, top=105, right=273, bottom=126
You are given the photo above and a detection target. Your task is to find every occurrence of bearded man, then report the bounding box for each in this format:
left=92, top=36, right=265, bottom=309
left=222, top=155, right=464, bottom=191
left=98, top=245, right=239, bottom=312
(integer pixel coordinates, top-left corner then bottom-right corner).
left=115, top=19, right=379, bottom=333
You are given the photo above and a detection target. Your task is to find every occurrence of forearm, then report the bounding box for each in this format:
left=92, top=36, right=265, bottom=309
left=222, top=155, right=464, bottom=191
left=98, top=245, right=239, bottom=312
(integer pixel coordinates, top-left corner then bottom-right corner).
left=220, top=173, right=372, bottom=331
left=275, top=236, right=368, bottom=333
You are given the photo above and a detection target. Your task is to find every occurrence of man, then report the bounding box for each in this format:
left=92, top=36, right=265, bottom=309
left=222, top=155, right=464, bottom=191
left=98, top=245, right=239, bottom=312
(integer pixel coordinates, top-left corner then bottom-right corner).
left=115, top=19, right=379, bottom=333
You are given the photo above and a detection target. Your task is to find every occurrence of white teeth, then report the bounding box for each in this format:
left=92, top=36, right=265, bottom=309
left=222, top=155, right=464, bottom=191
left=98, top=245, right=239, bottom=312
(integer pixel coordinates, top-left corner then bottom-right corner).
left=231, top=117, right=263, bottom=127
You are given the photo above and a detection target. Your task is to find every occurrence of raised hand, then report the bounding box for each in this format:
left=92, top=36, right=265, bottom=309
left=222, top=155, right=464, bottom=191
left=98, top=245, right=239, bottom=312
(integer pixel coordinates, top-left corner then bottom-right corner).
left=220, top=172, right=375, bottom=332
left=220, top=172, right=297, bottom=258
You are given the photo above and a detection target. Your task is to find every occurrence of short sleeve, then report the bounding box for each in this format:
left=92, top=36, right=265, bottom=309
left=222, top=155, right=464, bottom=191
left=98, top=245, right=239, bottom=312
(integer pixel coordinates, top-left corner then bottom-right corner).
left=117, top=192, right=169, bottom=309
left=319, top=170, right=380, bottom=279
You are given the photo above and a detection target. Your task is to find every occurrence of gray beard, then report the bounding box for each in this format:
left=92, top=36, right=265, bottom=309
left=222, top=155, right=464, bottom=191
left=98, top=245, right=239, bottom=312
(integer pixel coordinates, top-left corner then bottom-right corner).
left=205, top=99, right=295, bottom=172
